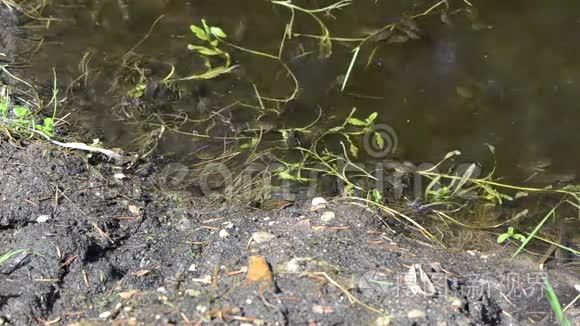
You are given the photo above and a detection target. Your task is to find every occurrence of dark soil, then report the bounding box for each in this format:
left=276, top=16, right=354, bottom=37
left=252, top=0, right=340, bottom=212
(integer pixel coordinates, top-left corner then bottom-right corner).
left=0, top=141, right=578, bottom=326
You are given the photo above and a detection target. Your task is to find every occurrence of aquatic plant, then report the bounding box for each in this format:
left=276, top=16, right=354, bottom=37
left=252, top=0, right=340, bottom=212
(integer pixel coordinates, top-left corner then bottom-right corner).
left=0, top=67, right=60, bottom=139
left=176, top=19, right=237, bottom=81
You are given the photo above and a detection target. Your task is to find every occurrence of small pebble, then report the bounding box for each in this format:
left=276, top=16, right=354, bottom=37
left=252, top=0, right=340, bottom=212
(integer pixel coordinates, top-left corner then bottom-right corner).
left=113, top=173, right=127, bottom=180
left=407, top=309, right=426, bottom=319
left=98, top=311, right=111, bottom=319
left=310, top=197, right=328, bottom=211
left=374, top=316, right=391, bottom=326
left=219, top=229, right=230, bottom=238
left=320, top=211, right=336, bottom=222
left=185, top=289, right=201, bottom=297
left=287, top=258, right=302, bottom=273
left=36, top=215, right=51, bottom=223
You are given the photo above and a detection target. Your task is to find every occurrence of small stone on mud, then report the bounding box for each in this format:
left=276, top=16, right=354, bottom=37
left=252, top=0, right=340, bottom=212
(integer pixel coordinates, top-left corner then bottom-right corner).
left=192, top=275, right=212, bottom=284
left=219, top=229, right=230, bottom=238
left=113, top=173, right=127, bottom=180
left=251, top=231, right=276, bottom=244
left=186, top=289, right=201, bottom=297
left=287, top=257, right=307, bottom=273
left=373, top=315, right=391, bottom=326
left=36, top=215, right=51, bottom=223
left=320, top=211, right=336, bottom=222
left=128, top=205, right=140, bottom=215
left=312, top=304, right=334, bottom=314
left=448, top=296, right=465, bottom=309
left=407, top=309, right=426, bottom=318
left=312, top=197, right=327, bottom=206
left=99, top=311, right=112, bottom=319
left=311, top=197, right=328, bottom=211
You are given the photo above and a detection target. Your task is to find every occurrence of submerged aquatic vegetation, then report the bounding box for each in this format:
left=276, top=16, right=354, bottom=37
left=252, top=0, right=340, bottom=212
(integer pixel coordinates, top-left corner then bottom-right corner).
left=174, top=19, right=237, bottom=81
left=89, top=0, right=579, bottom=260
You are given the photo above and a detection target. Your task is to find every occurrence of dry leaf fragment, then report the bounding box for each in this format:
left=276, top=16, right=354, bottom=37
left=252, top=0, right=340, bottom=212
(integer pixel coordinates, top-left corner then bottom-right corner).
left=251, top=231, right=276, bottom=244
left=246, top=256, right=278, bottom=293
left=404, top=264, right=436, bottom=296
left=247, top=256, right=273, bottom=284
left=133, top=269, right=151, bottom=277
left=119, top=290, right=140, bottom=300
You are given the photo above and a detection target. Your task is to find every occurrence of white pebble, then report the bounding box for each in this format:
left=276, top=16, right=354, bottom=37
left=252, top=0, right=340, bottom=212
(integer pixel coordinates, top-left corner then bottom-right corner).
left=36, top=215, right=51, bottom=223
left=320, top=211, right=336, bottom=222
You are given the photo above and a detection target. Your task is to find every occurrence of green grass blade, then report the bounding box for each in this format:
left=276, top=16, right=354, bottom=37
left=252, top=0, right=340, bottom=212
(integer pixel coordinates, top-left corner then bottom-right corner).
left=512, top=203, right=561, bottom=258
left=544, top=277, right=571, bottom=326
left=0, top=249, right=26, bottom=265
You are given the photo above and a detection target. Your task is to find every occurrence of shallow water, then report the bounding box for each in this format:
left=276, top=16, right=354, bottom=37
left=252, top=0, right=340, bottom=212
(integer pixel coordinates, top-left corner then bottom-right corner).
left=29, top=0, right=580, bottom=185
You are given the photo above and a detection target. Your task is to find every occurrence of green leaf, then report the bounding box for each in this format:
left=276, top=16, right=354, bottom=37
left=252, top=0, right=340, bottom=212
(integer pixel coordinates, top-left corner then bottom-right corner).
left=544, top=277, right=571, bottom=326
left=0, top=101, right=8, bottom=115
left=190, top=24, right=208, bottom=41
left=278, top=170, right=295, bottom=180
left=349, top=143, right=359, bottom=157
left=515, top=192, right=528, bottom=199
left=0, top=249, right=26, bottom=265
left=201, top=19, right=211, bottom=35
left=443, top=150, right=461, bottom=160
left=179, top=65, right=238, bottom=81
left=187, top=45, right=222, bottom=56
left=347, top=118, right=367, bottom=126
left=366, top=112, right=378, bottom=123
left=513, top=234, right=526, bottom=243
left=374, top=132, right=385, bottom=149
left=13, top=106, right=30, bottom=118
left=371, top=189, right=382, bottom=203
left=497, top=233, right=510, bottom=244
left=210, top=26, right=227, bottom=38
left=279, top=129, right=289, bottom=141
left=507, top=227, right=515, bottom=235
left=43, top=117, right=54, bottom=131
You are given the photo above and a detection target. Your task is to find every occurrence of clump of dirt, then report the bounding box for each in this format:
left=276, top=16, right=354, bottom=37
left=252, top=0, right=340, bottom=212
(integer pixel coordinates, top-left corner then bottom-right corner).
left=0, top=141, right=578, bottom=325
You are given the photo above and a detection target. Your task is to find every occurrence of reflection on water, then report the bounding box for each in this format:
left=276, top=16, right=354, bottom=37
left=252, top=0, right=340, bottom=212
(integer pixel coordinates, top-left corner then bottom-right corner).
left=31, top=0, right=579, bottom=185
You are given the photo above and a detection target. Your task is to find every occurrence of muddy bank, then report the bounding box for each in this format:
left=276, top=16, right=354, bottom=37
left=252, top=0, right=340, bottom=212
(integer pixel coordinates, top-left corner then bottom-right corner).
left=0, top=141, right=578, bottom=325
